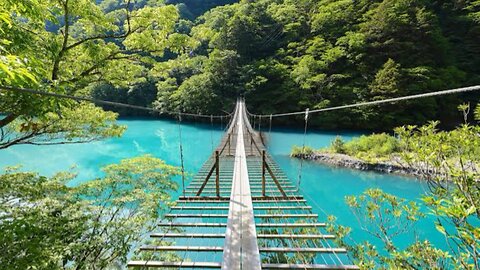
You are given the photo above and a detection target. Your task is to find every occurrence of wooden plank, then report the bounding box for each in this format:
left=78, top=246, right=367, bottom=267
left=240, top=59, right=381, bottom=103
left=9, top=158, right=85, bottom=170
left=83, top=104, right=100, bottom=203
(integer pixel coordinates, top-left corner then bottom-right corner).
left=256, top=223, right=326, bottom=228
left=171, top=206, right=229, bottom=210
left=165, top=214, right=228, bottom=218
left=176, top=199, right=231, bottom=203
left=258, top=234, right=335, bottom=239
left=151, top=233, right=226, bottom=238
left=158, top=222, right=227, bottom=227
left=140, top=246, right=223, bottom=252
left=186, top=187, right=297, bottom=191
left=128, top=261, right=221, bottom=268
left=254, top=206, right=311, bottom=210
left=178, top=196, right=230, bottom=201
left=185, top=190, right=298, bottom=195
left=254, top=214, right=318, bottom=218
left=250, top=199, right=307, bottom=203
left=259, top=247, right=347, bottom=253
left=262, top=263, right=360, bottom=270
left=252, top=196, right=304, bottom=201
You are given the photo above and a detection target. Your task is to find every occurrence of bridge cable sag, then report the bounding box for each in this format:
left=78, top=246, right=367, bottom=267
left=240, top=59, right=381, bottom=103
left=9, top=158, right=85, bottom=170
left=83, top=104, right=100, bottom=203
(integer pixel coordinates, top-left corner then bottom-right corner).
left=0, top=85, right=231, bottom=119
left=247, top=85, right=480, bottom=118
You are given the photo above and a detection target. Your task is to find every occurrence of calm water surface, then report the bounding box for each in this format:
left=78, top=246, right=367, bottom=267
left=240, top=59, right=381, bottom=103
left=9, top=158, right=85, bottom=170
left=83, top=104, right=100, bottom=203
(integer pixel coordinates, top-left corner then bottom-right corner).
left=0, top=119, right=445, bottom=251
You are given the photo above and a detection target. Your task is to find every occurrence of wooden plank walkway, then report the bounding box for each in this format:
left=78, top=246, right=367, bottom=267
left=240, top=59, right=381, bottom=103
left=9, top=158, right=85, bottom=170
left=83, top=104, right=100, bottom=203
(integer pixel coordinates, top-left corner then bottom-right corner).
left=222, top=101, right=261, bottom=269
left=127, top=100, right=359, bottom=270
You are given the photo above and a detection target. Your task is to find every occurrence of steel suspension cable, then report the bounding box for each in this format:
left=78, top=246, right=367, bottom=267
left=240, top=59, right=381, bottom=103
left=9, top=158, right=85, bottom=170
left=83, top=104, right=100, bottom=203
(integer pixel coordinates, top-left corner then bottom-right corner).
left=0, top=85, right=231, bottom=119
left=247, top=85, right=480, bottom=118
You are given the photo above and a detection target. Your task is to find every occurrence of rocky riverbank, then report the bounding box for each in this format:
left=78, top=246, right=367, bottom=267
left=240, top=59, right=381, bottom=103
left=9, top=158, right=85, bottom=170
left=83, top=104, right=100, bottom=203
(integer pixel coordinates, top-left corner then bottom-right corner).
left=292, top=152, right=424, bottom=178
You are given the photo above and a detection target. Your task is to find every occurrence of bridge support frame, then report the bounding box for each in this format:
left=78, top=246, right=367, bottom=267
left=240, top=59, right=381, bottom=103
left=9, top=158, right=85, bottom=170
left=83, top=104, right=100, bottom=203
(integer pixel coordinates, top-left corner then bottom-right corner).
left=262, top=150, right=287, bottom=198
left=196, top=151, right=221, bottom=197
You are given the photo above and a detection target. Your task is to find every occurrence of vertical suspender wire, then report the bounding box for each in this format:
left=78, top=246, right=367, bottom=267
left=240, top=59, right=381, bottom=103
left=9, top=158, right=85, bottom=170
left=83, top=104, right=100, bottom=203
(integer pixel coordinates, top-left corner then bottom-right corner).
left=268, top=114, right=273, bottom=149
left=268, top=114, right=273, bottom=135
left=210, top=115, right=214, bottom=153
left=297, top=108, right=309, bottom=190
left=258, top=116, right=262, bottom=145
left=177, top=112, right=186, bottom=197
left=258, top=116, right=262, bottom=133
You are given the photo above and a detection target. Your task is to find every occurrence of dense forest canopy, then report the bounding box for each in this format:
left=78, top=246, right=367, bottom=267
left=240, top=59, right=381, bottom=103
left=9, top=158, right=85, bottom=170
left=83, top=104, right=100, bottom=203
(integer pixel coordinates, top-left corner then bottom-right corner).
left=148, top=0, right=480, bottom=130
left=1, top=1, right=480, bottom=269
left=1, top=0, right=480, bottom=140
left=1, top=0, right=480, bottom=132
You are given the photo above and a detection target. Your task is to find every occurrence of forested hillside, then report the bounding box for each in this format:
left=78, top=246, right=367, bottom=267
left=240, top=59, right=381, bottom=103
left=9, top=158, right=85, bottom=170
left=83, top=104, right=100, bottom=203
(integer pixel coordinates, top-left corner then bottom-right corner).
left=150, top=0, right=480, bottom=130
left=2, top=0, right=480, bottom=130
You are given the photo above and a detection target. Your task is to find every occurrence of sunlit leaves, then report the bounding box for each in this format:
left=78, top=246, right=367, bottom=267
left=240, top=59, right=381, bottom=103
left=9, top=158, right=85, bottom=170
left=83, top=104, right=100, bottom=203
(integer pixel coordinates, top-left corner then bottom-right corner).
left=123, top=5, right=179, bottom=54
left=0, top=0, right=186, bottom=149
left=0, top=103, right=125, bottom=149
left=336, top=189, right=455, bottom=269
left=475, top=104, right=480, bottom=121
left=394, top=121, right=480, bottom=267
left=0, top=156, right=180, bottom=269
left=370, top=59, right=401, bottom=99
left=465, top=0, right=480, bottom=23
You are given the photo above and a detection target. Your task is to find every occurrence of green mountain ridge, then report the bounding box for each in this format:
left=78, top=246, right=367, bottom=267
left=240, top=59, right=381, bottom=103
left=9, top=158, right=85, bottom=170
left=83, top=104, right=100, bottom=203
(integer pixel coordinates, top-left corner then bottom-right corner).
left=147, top=0, right=480, bottom=130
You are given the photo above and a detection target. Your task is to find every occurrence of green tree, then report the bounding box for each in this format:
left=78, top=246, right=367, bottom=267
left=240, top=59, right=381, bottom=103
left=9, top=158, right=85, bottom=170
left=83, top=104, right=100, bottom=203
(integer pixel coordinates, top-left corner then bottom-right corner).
left=330, top=189, right=450, bottom=269
left=0, top=155, right=180, bottom=270
left=157, top=0, right=480, bottom=130
left=395, top=121, right=480, bottom=268
left=1, top=0, right=187, bottom=149
left=329, top=112, right=480, bottom=269
left=370, top=59, right=402, bottom=99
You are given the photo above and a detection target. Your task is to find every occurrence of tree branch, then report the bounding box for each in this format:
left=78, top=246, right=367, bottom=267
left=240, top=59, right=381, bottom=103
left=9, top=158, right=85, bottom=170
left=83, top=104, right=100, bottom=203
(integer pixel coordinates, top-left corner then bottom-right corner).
left=0, top=113, right=18, bottom=128
left=64, top=0, right=133, bottom=52
left=52, top=0, right=70, bottom=81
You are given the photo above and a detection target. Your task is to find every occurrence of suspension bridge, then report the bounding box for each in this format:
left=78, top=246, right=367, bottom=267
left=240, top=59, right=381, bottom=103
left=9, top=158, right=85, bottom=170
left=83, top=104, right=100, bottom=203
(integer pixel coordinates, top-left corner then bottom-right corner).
left=127, top=100, right=359, bottom=270
left=3, top=85, right=479, bottom=269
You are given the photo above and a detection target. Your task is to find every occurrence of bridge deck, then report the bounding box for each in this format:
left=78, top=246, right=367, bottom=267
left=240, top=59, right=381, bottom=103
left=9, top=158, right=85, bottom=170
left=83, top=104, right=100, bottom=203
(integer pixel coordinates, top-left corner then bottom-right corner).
left=127, top=101, right=359, bottom=269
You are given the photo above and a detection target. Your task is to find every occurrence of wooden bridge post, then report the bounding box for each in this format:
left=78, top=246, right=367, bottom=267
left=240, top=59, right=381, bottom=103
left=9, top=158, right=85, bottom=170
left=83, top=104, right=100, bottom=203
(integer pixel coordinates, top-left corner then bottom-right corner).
left=215, top=151, right=220, bottom=197
left=227, top=133, right=231, bottom=156
left=262, top=150, right=266, bottom=197
left=250, top=132, right=253, bottom=153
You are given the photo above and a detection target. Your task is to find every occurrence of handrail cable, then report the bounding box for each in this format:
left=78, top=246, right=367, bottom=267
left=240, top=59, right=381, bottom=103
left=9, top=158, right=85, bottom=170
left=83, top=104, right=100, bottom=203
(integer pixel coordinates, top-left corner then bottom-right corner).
left=0, top=85, right=231, bottom=119
left=247, top=85, right=480, bottom=118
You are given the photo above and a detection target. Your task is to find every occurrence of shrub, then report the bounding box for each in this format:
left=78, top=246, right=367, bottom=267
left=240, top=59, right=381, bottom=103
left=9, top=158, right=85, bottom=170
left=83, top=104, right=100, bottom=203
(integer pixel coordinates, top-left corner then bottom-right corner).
left=331, top=136, right=346, bottom=154
left=343, top=133, right=400, bottom=161
left=290, top=145, right=315, bottom=157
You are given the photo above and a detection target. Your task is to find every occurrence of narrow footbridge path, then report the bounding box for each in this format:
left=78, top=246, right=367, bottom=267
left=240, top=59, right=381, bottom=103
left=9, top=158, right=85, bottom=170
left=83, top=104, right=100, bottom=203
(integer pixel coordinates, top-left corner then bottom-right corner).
left=128, top=101, right=359, bottom=270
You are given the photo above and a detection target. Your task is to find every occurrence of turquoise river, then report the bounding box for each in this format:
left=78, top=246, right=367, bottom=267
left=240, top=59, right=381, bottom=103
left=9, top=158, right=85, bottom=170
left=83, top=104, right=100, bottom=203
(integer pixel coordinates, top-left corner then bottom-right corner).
left=0, top=118, right=446, bottom=253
